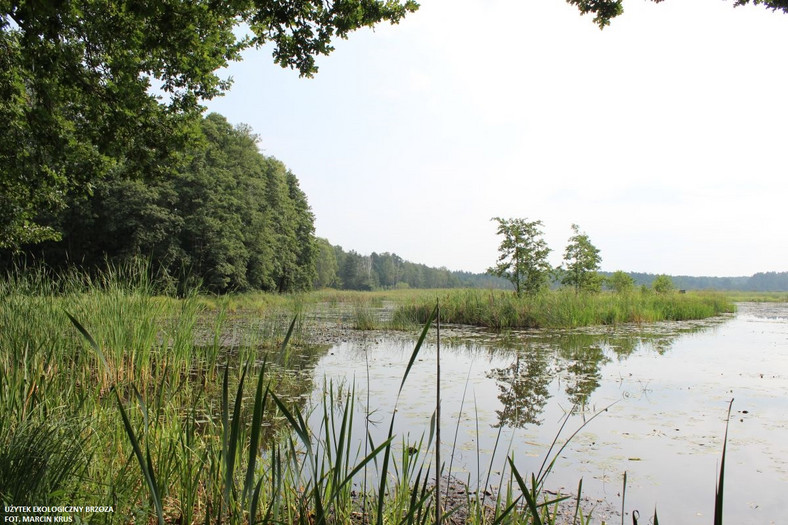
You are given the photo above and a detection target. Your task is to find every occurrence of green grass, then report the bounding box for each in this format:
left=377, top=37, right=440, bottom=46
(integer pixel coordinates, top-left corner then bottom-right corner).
left=723, top=291, right=788, bottom=303
left=392, top=289, right=734, bottom=330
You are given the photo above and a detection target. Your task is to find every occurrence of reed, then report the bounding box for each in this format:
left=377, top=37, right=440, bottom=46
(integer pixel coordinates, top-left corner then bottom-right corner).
left=393, top=289, right=734, bottom=330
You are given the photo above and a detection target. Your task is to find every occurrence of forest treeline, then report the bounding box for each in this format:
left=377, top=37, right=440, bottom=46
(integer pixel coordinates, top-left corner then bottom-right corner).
left=615, top=271, right=788, bottom=292
left=314, top=242, right=510, bottom=291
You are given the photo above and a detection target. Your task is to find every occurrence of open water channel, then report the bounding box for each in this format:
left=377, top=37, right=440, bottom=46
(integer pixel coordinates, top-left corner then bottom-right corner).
left=305, top=302, right=788, bottom=524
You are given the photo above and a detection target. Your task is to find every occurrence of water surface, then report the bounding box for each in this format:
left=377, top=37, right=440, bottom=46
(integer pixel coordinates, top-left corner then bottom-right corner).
left=309, top=302, right=788, bottom=524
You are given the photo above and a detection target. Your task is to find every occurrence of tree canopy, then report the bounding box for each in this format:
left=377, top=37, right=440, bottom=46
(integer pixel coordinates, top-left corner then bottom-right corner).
left=7, top=114, right=318, bottom=293
left=566, top=0, right=788, bottom=28
left=0, top=0, right=418, bottom=249
left=561, top=224, right=602, bottom=293
left=488, top=217, right=552, bottom=296
left=606, top=270, right=635, bottom=293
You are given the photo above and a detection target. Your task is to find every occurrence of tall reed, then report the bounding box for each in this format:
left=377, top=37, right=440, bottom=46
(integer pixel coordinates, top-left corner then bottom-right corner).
left=393, top=289, right=734, bottom=330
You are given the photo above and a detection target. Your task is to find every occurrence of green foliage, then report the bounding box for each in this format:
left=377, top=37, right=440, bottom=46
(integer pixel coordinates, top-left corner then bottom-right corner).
left=7, top=114, right=317, bottom=293
left=313, top=238, right=340, bottom=289
left=561, top=224, right=602, bottom=294
left=488, top=217, right=552, bottom=296
left=329, top=246, right=472, bottom=291
left=566, top=0, right=788, bottom=29
left=0, top=0, right=418, bottom=248
left=652, top=274, right=675, bottom=294
left=607, top=270, right=635, bottom=293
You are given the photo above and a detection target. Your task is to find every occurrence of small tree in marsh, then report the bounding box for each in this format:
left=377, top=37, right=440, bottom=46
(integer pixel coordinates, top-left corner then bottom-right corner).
left=607, top=270, right=635, bottom=293
left=562, top=224, right=602, bottom=293
left=488, top=217, right=552, bottom=296
left=653, top=274, right=675, bottom=294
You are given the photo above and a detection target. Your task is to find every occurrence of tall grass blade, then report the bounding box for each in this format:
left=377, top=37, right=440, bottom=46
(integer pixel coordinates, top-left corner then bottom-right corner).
left=270, top=392, right=326, bottom=523
left=715, top=398, right=735, bottom=525
left=281, top=315, right=298, bottom=353
left=65, top=311, right=109, bottom=374
left=621, top=471, right=627, bottom=525
left=435, top=300, right=441, bottom=525
left=573, top=478, right=583, bottom=525
left=377, top=303, right=437, bottom=525
left=537, top=400, right=618, bottom=488
left=243, top=359, right=269, bottom=507
left=399, top=304, right=438, bottom=396
left=507, top=458, right=542, bottom=525
left=67, top=311, right=165, bottom=523
left=114, top=389, right=165, bottom=525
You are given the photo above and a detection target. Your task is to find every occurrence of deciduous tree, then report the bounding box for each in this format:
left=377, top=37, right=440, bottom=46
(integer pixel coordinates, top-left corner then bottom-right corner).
left=566, top=0, right=788, bottom=29
left=488, top=217, right=552, bottom=296
left=607, top=270, right=635, bottom=293
left=561, top=224, right=602, bottom=293
left=652, top=274, right=675, bottom=294
left=10, top=114, right=318, bottom=294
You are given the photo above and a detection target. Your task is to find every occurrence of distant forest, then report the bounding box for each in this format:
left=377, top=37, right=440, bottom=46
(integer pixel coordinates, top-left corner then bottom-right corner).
left=313, top=241, right=511, bottom=291
left=614, top=271, right=788, bottom=293
left=318, top=248, right=788, bottom=292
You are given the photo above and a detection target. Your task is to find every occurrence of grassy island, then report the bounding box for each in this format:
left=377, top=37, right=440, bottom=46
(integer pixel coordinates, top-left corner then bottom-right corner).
left=392, top=289, right=735, bottom=330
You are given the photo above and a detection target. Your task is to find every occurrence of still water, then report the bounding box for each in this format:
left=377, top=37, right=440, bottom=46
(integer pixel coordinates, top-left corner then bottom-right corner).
left=308, top=302, right=788, bottom=524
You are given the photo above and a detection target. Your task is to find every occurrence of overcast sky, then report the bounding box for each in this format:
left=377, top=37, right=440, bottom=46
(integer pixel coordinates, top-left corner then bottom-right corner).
left=203, top=0, right=787, bottom=277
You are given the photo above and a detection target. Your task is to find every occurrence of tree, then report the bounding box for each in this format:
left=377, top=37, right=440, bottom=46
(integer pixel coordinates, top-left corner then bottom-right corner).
left=487, top=353, right=551, bottom=428
left=0, top=0, right=418, bottom=249
left=561, top=224, right=602, bottom=293
left=488, top=217, right=552, bottom=296
left=607, top=270, right=635, bottom=293
left=652, top=274, right=675, bottom=294
left=313, top=238, right=339, bottom=289
left=566, top=0, right=788, bottom=29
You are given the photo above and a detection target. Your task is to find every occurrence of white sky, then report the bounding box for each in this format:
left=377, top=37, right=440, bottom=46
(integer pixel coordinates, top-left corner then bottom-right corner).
left=203, top=0, right=788, bottom=277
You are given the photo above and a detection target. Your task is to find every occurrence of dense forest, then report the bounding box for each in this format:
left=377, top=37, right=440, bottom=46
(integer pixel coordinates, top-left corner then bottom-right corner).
left=2, top=114, right=317, bottom=293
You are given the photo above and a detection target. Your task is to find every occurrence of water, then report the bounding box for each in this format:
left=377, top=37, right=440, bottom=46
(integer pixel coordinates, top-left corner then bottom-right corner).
left=308, top=302, right=788, bottom=524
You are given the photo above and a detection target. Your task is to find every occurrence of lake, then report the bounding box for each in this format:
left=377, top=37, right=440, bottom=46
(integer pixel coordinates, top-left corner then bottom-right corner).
left=307, top=301, right=788, bottom=524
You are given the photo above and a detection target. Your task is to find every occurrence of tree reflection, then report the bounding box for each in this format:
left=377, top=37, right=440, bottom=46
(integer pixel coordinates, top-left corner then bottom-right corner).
left=556, top=334, right=609, bottom=408
left=487, top=347, right=551, bottom=428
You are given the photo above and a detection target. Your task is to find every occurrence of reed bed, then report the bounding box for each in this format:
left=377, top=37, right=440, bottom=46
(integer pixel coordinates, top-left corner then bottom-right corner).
left=392, top=289, right=734, bottom=330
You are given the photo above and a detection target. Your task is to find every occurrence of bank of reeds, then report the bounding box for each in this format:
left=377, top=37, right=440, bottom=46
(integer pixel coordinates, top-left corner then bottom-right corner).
left=392, top=289, right=734, bottom=330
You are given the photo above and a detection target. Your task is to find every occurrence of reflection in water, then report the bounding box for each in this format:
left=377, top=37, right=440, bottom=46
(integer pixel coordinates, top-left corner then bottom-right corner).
left=308, top=306, right=788, bottom=523
left=487, top=347, right=551, bottom=427
left=555, top=334, right=609, bottom=408
left=481, top=322, right=718, bottom=428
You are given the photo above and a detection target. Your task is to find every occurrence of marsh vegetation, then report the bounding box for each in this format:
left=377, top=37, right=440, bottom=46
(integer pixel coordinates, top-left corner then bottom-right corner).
left=2, top=267, right=780, bottom=524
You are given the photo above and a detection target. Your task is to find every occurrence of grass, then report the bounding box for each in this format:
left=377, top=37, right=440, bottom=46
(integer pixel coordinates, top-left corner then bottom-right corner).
left=1, top=266, right=740, bottom=523
left=723, top=291, right=788, bottom=302
left=392, top=289, right=734, bottom=330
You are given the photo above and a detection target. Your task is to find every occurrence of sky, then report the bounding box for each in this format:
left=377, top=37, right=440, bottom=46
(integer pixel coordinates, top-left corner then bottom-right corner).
left=203, top=0, right=788, bottom=277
